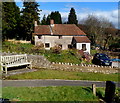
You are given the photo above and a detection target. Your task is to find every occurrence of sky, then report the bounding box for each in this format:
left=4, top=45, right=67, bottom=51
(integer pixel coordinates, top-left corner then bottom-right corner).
left=16, top=2, right=119, bottom=28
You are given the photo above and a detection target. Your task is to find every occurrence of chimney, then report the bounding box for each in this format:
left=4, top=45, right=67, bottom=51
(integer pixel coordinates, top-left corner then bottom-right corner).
left=50, top=19, right=54, bottom=27
left=35, top=21, right=38, bottom=26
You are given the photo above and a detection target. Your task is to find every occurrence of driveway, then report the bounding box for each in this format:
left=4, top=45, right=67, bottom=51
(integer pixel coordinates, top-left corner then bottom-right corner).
left=2, top=79, right=119, bottom=87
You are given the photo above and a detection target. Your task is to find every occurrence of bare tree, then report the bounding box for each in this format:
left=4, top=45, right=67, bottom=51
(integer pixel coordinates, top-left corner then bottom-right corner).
left=99, top=17, right=115, bottom=49
left=82, top=15, right=115, bottom=49
left=82, top=15, right=101, bottom=45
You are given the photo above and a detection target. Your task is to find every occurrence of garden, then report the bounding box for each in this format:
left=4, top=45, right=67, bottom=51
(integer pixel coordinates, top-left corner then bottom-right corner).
left=2, top=41, right=90, bottom=64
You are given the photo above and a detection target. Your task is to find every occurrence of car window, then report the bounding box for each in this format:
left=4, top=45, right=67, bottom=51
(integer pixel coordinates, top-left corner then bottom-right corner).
left=99, top=54, right=109, bottom=59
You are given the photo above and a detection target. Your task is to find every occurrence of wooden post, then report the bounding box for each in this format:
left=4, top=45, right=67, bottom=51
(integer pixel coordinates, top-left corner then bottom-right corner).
left=92, top=84, right=96, bottom=96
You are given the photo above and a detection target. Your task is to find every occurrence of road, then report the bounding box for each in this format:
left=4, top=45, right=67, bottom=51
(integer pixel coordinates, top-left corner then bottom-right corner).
left=2, top=79, right=119, bottom=87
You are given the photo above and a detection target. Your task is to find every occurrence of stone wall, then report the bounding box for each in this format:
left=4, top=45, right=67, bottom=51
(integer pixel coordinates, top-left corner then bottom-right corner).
left=50, top=63, right=118, bottom=74
left=27, top=54, right=51, bottom=68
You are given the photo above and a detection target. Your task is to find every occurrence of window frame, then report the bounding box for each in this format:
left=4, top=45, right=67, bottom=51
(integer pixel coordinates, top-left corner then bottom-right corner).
left=45, top=43, right=50, bottom=48
left=82, top=44, right=87, bottom=51
left=68, top=44, right=72, bottom=49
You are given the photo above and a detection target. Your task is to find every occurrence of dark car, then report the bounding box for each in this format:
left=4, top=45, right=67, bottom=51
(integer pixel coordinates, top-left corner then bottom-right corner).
left=92, top=53, right=112, bottom=66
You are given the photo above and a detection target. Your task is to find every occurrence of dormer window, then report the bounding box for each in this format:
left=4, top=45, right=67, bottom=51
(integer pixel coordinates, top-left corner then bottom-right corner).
left=38, top=35, right=42, bottom=39
left=59, top=35, right=62, bottom=39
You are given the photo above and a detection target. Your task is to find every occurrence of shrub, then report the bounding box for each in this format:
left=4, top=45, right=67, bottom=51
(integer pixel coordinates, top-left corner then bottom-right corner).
left=32, top=42, right=45, bottom=53
left=50, top=45, right=62, bottom=54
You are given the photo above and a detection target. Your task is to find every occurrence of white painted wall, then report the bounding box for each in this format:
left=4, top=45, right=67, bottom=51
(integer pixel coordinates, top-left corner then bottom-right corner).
left=34, top=35, right=91, bottom=53
left=34, top=35, right=73, bottom=50
left=76, top=43, right=90, bottom=54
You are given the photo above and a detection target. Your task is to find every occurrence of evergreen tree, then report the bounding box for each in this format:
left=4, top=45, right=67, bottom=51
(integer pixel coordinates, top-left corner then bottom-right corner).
left=46, top=11, right=62, bottom=25
left=46, top=14, right=50, bottom=25
left=20, top=1, right=41, bottom=40
left=68, top=8, right=78, bottom=24
left=41, top=15, right=47, bottom=25
left=50, top=11, right=62, bottom=24
left=2, top=2, right=20, bottom=40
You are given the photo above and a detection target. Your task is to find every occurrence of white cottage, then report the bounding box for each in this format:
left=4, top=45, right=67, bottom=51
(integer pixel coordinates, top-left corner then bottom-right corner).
left=32, top=20, right=91, bottom=54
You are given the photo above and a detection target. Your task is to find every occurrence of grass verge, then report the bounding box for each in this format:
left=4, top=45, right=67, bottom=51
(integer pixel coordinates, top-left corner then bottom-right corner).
left=2, top=86, right=98, bottom=101
left=2, top=86, right=120, bottom=101
left=6, top=69, right=119, bottom=82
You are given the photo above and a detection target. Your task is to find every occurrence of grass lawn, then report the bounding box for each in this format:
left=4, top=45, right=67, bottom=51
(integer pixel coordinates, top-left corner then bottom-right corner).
left=2, top=86, right=120, bottom=101
left=43, top=50, right=82, bottom=64
left=6, top=69, right=119, bottom=82
left=2, top=86, right=99, bottom=101
left=2, top=41, right=33, bottom=53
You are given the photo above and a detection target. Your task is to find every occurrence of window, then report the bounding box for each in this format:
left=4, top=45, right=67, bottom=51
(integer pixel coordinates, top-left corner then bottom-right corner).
left=82, top=44, right=86, bottom=51
left=58, top=35, right=62, bottom=39
left=68, top=44, right=72, bottom=49
left=38, top=35, right=42, bottom=39
left=45, top=43, right=50, bottom=48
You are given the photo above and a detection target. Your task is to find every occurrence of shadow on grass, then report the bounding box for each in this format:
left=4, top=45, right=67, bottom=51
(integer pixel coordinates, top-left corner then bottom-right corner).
left=82, top=87, right=105, bottom=101
left=96, top=91, right=105, bottom=100
left=3, top=65, right=27, bottom=71
left=82, top=87, right=92, bottom=93
left=0, top=98, right=10, bottom=103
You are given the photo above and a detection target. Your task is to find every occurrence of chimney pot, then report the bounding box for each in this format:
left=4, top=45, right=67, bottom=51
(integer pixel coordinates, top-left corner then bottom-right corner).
left=50, top=19, right=54, bottom=25
left=50, top=19, right=54, bottom=27
left=35, top=21, right=38, bottom=26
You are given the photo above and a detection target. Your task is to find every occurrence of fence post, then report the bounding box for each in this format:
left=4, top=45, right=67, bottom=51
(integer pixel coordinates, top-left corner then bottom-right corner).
left=92, top=84, right=96, bottom=96
left=105, top=81, right=116, bottom=103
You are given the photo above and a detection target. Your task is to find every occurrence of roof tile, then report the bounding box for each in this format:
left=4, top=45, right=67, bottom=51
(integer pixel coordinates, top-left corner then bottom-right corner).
left=52, top=24, right=86, bottom=36
left=74, top=36, right=91, bottom=43
left=33, top=24, right=86, bottom=36
left=33, top=25, right=51, bottom=35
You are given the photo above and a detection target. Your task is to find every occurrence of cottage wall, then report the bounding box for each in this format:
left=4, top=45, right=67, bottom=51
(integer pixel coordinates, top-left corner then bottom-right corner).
left=34, top=35, right=73, bottom=50
left=76, top=43, right=90, bottom=54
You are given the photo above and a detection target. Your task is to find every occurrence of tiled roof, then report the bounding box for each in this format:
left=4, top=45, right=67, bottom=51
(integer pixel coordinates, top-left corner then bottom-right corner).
left=33, top=24, right=86, bottom=36
left=74, top=36, right=91, bottom=43
left=33, top=25, right=51, bottom=35
left=52, top=24, right=86, bottom=35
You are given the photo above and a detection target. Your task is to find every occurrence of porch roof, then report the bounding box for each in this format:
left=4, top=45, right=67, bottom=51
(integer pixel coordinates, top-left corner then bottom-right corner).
left=74, top=36, right=91, bottom=43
